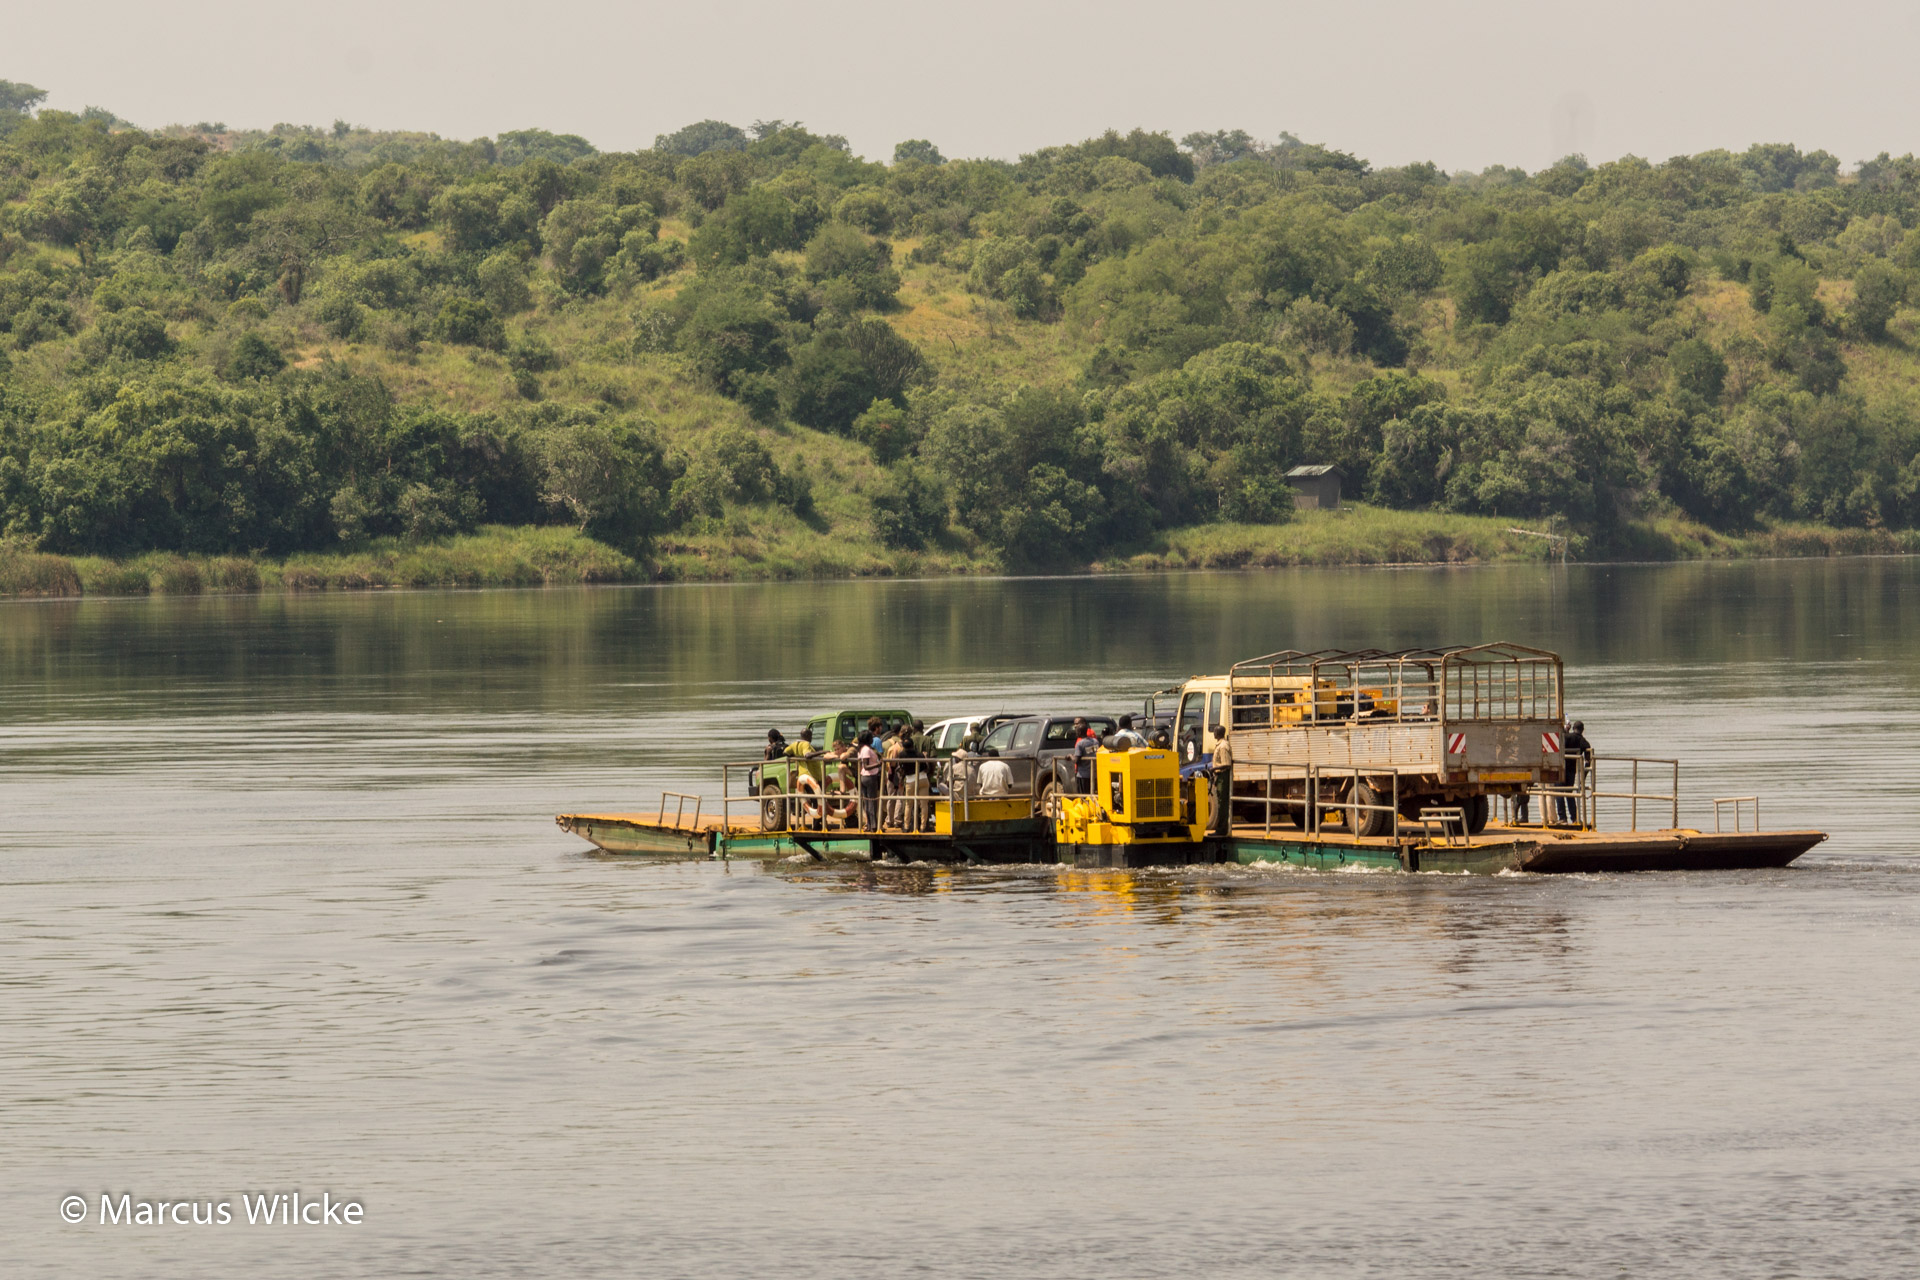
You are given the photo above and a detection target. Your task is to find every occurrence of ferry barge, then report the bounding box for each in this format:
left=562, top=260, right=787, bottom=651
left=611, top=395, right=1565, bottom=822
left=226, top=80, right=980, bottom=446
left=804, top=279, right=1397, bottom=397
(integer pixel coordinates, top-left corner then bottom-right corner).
left=556, top=804, right=1825, bottom=874
left=557, top=644, right=1827, bottom=874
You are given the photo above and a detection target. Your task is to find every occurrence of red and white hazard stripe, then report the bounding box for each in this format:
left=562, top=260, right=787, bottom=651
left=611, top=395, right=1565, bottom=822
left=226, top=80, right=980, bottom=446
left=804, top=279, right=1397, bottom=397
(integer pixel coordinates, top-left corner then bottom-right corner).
left=1446, top=733, right=1466, bottom=756
left=1541, top=731, right=1562, bottom=755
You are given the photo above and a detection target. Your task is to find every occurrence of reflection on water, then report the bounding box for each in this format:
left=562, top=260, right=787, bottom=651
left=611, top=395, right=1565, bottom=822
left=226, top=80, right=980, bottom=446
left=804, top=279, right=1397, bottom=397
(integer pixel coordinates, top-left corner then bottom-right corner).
left=4, top=560, right=1919, bottom=1277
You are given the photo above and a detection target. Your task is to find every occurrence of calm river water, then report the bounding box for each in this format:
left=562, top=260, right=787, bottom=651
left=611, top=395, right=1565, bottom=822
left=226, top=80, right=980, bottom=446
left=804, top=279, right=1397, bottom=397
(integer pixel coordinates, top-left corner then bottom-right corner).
left=5, top=561, right=1919, bottom=1278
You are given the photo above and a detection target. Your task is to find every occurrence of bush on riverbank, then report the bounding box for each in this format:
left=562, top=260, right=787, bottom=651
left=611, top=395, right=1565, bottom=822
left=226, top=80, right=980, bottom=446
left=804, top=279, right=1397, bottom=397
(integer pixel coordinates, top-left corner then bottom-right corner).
left=1101, top=507, right=1560, bottom=570
left=8, top=515, right=1919, bottom=599
left=1604, top=516, right=1920, bottom=561
left=32, top=527, right=638, bottom=596
left=0, top=545, right=83, bottom=595
left=268, top=525, right=639, bottom=590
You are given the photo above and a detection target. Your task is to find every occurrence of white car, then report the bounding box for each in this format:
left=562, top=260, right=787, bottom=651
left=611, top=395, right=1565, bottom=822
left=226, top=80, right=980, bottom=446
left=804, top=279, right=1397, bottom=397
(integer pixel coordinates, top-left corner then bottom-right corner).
left=923, top=714, right=1028, bottom=756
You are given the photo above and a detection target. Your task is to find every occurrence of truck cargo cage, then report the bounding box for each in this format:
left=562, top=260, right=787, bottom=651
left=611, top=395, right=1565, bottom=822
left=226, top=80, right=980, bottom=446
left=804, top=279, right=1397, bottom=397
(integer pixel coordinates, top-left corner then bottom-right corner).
left=1224, top=643, right=1563, bottom=728
left=1218, top=643, right=1565, bottom=780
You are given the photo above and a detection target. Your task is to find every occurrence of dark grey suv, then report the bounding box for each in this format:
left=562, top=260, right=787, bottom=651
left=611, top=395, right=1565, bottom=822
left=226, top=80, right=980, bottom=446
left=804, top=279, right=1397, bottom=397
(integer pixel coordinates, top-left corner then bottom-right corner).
left=972, top=713, right=1118, bottom=812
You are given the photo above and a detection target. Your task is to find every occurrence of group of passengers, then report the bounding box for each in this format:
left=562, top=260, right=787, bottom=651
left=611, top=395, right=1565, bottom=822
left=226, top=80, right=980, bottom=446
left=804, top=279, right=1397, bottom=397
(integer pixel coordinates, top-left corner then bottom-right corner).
left=762, top=718, right=941, bottom=833
left=759, top=710, right=1204, bottom=832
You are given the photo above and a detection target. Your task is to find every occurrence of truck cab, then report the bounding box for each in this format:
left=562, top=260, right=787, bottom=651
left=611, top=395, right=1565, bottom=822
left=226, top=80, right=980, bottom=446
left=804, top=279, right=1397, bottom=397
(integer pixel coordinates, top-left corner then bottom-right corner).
left=1169, top=681, right=1229, bottom=764
left=1165, top=677, right=1399, bottom=763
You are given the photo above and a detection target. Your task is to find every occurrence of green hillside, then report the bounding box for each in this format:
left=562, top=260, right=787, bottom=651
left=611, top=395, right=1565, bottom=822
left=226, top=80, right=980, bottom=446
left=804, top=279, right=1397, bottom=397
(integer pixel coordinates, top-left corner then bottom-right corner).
left=4, top=84, right=1920, bottom=592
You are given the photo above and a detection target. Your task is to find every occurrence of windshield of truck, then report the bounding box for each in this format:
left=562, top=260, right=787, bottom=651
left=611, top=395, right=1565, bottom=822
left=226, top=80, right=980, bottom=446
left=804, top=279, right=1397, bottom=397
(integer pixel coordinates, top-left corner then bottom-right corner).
left=1179, top=694, right=1203, bottom=737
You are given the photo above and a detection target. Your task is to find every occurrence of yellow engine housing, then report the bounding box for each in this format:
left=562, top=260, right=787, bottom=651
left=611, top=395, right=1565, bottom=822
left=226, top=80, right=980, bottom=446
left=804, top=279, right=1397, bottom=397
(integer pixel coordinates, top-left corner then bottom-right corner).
left=1054, top=748, right=1209, bottom=846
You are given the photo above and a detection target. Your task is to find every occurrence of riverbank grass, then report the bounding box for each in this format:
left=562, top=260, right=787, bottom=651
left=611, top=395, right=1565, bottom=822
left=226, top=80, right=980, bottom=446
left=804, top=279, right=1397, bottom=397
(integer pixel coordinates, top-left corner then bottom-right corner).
left=5, top=513, right=1919, bottom=598
left=37, top=526, right=638, bottom=597
left=1103, top=507, right=1563, bottom=570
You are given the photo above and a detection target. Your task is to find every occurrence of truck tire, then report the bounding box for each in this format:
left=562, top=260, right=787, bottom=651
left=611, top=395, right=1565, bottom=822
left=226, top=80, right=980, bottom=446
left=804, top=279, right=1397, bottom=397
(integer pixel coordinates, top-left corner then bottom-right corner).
left=760, top=781, right=787, bottom=832
left=1349, top=780, right=1393, bottom=838
left=1465, top=794, right=1490, bottom=835
left=1037, top=777, right=1059, bottom=821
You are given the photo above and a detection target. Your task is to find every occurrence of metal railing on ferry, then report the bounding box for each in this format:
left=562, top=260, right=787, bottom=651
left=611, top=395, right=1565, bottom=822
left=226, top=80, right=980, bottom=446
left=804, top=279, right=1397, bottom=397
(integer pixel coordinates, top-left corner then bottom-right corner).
left=715, top=749, right=1698, bottom=847
left=659, top=791, right=702, bottom=832
left=1713, top=796, right=1760, bottom=833
left=1234, top=755, right=1688, bottom=842
left=1496, top=756, right=1680, bottom=832
left=718, top=752, right=1038, bottom=837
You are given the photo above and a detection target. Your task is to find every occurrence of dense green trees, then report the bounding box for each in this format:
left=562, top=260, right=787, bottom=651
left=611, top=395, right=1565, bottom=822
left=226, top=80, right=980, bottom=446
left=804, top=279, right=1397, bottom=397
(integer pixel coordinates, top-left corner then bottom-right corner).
left=0, top=362, right=690, bottom=554
left=4, top=95, right=1920, bottom=566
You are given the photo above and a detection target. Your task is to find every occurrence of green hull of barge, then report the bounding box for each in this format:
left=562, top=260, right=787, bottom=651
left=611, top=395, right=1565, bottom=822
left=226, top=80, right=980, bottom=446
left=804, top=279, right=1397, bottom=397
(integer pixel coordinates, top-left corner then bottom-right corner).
left=1227, top=836, right=1519, bottom=874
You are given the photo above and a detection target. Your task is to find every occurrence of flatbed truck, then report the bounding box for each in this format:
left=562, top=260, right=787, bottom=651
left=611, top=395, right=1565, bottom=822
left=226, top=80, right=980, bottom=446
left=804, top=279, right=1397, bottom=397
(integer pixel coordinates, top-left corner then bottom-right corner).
left=1157, top=643, right=1570, bottom=836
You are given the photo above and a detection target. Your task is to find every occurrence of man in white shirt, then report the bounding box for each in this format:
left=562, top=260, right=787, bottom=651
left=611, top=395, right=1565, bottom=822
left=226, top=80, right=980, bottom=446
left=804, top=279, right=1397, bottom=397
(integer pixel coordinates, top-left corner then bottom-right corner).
left=977, top=757, right=1014, bottom=796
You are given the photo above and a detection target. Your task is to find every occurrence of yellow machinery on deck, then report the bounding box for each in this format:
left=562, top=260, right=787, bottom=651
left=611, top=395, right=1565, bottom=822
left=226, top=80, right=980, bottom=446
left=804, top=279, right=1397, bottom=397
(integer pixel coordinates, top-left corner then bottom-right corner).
left=1054, top=747, right=1212, bottom=867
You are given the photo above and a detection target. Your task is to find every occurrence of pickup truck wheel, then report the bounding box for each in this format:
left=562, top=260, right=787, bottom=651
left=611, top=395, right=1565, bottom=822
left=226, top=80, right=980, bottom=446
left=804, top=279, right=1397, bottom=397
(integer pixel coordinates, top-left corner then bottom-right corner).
left=1036, top=777, right=1059, bottom=821
left=1349, top=780, right=1393, bottom=838
left=1465, top=794, right=1490, bottom=835
left=759, top=782, right=787, bottom=832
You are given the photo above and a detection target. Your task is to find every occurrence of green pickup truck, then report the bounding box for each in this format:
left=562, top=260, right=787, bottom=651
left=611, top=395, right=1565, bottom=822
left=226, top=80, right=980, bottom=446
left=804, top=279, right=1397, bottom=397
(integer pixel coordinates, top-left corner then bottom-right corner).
left=755, top=708, right=913, bottom=830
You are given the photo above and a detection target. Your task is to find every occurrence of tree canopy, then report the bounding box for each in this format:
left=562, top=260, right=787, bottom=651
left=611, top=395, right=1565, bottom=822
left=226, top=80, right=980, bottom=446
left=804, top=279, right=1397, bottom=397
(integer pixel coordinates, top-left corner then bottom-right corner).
left=5, top=96, right=1920, bottom=567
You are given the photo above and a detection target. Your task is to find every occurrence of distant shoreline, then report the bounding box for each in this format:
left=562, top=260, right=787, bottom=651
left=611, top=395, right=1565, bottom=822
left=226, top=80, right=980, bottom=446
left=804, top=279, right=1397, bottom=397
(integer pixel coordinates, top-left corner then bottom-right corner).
left=4, top=514, right=1916, bottom=599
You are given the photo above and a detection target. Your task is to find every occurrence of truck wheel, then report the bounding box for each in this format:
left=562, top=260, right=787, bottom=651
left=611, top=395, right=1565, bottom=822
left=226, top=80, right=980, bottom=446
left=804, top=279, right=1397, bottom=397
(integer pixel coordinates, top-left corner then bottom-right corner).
left=760, top=782, right=787, bottom=832
left=1350, top=780, right=1393, bottom=838
left=1465, top=794, right=1490, bottom=835
left=1037, top=777, right=1059, bottom=821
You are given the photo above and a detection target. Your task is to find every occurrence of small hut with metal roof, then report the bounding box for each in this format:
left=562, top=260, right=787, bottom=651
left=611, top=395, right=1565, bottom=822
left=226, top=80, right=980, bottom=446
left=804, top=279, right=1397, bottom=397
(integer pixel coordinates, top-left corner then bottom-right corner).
left=1285, top=465, right=1344, bottom=510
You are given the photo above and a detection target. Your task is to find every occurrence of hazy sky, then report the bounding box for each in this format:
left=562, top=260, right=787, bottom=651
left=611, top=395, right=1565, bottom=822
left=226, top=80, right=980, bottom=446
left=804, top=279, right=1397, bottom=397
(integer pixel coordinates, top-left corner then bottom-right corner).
left=10, top=0, right=1919, bottom=172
